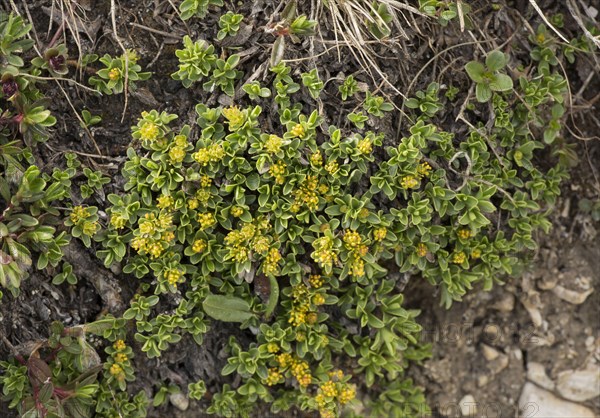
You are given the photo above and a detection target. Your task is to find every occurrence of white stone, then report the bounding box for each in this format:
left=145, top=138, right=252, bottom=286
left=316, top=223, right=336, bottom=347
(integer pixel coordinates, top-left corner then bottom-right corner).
left=459, top=394, right=477, bottom=417
left=169, top=392, right=189, bottom=411
left=556, top=367, right=600, bottom=402
left=518, top=382, right=595, bottom=418
left=526, top=362, right=555, bottom=391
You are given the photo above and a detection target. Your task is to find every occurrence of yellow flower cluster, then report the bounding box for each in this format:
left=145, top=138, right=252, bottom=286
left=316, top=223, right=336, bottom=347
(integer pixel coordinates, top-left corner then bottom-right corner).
left=164, top=268, right=184, bottom=287
left=110, top=214, right=127, bottom=229
left=222, top=106, right=245, bottom=130
left=310, top=150, right=323, bottom=167
left=264, top=368, right=283, bottom=386
left=266, top=343, right=279, bottom=354
left=197, top=212, right=216, bottom=230
left=263, top=247, right=282, bottom=275
left=113, top=340, right=126, bottom=351
left=192, top=239, right=207, bottom=253
left=357, top=137, right=373, bottom=154
left=292, top=175, right=320, bottom=212
left=417, top=161, right=432, bottom=177
left=452, top=251, right=466, bottom=264
left=230, top=206, right=244, bottom=217
left=312, top=293, right=325, bottom=305
left=290, top=123, right=305, bottom=138
left=108, top=68, right=121, bottom=81
left=324, top=160, right=339, bottom=175
left=416, top=242, right=428, bottom=257
left=193, top=143, right=225, bottom=166
left=131, top=212, right=174, bottom=259
left=343, top=230, right=368, bottom=277
left=401, top=175, right=419, bottom=189
left=169, top=145, right=186, bottom=164
left=70, top=206, right=90, bottom=223
left=315, top=371, right=356, bottom=417
left=269, top=161, right=287, bottom=184
left=308, top=274, right=324, bottom=288
left=156, top=195, right=174, bottom=210
left=224, top=219, right=272, bottom=263
left=114, top=353, right=128, bottom=363
left=109, top=363, right=123, bottom=377
left=200, top=175, right=212, bottom=188
left=343, top=230, right=362, bottom=250
left=311, top=236, right=338, bottom=270
left=265, top=134, right=283, bottom=154
left=373, top=227, right=387, bottom=241
left=457, top=228, right=472, bottom=240
left=139, top=121, right=159, bottom=142
left=288, top=284, right=312, bottom=327
left=290, top=359, right=311, bottom=387
left=471, top=248, right=481, bottom=259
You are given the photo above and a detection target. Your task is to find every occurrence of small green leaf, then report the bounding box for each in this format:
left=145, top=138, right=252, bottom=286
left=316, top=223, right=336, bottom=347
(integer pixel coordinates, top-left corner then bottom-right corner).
left=485, top=50, right=507, bottom=72
left=475, top=83, right=492, bottom=102
left=489, top=73, right=513, bottom=92
left=202, top=294, right=254, bottom=322
left=464, top=61, right=485, bottom=83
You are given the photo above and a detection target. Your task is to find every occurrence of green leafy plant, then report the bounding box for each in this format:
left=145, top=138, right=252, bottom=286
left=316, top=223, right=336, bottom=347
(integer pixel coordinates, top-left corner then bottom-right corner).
left=179, top=0, right=224, bottom=21
left=0, top=319, right=147, bottom=418
left=339, top=75, right=359, bottom=101
left=80, top=109, right=102, bottom=128
left=88, top=51, right=151, bottom=95
left=301, top=69, right=324, bottom=100
left=242, top=81, right=271, bottom=100
left=465, top=50, right=514, bottom=102
left=218, top=12, right=244, bottom=41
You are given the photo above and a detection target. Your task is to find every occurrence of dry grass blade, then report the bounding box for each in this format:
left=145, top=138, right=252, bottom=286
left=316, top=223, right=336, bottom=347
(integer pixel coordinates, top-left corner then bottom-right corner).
left=317, top=0, right=425, bottom=96
left=528, top=0, right=569, bottom=43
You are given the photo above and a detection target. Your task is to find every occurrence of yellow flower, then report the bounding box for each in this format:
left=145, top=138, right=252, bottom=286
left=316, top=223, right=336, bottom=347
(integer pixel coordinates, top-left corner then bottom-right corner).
left=401, top=175, right=419, bottom=189
left=139, top=121, right=159, bottom=142
left=110, top=214, right=126, bottom=229
left=70, top=206, right=90, bottom=223
left=416, top=242, right=427, bottom=257
left=82, top=221, right=99, bottom=236
left=192, top=239, right=207, bottom=253
left=357, top=137, right=373, bottom=154
left=197, top=213, right=216, bottom=230
left=266, top=343, right=279, bottom=354
left=108, top=68, right=121, bottom=81
left=169, top=146, right=186, bottom=163
left=265, top=134, right=283, bottom=154
left=338, top=385, right=356, bottom=404
left=290, top=123, right=305, bottom=138
left=109, top=363, right=123, bottom=376
left=452, top=251, right=466, bottom=264
left=264, top=368, right=282, bottom=386
left=308, top=274, right=324, bottom=288
left=113, top=340, right=126, bottom=351
left=324, top=161, right=339, bottom=175
left=471, top=248, right=481, bottom=259
left=320, top=381, right=337, bottom=398
left=343, top=230, right=362, bottom=250
left=373, top=227, right=387, bottom=241
left=230, top=206, right=244, bottom=217
left=312, top=294, right=325, bottom=305
left=188, top=198, right=199, bottom=210
left=310, top=151, right=323, bottom=166
left=157, top=195, right=174, bottom=209
left=200, top=175, right=212, bottom=188
left=417, top=161, right=432, bottom=177
left=222, top=106, right=245, bottom=129
left=457, top=228, right=472, bottom=240
left=173, top=134, right=188, bottom=147
left=147, top=242, right=163, bottom=259
left=165, top=268, right=183, bottom=286
left=269, top=161, right=287, bottom=184
left=114, top=353, right=128, bottom=363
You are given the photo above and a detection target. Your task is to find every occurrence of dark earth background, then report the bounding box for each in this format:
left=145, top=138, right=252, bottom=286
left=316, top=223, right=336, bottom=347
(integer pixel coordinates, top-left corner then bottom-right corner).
left=1, top=0, right=599, bottom=417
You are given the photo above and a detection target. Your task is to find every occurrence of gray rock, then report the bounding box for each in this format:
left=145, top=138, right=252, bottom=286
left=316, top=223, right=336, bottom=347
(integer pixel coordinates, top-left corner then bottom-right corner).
left=526, top=362, right=555, bottom=391
left=518, top=383, right=595, bottom=418
left=556, top=367, right=600, bottom=402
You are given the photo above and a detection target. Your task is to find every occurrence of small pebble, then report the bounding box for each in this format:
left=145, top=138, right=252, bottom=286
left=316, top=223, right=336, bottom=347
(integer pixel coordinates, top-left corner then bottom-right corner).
left=459, top=394, right=477, bottom=417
